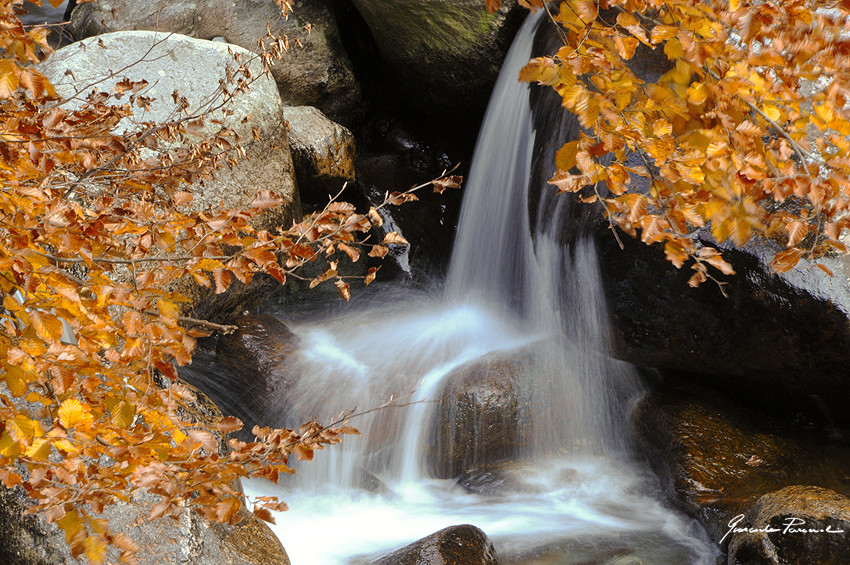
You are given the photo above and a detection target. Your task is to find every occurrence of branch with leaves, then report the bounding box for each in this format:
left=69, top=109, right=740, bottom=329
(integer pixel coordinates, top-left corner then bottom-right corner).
left=491, top=0, right=850, bottom=285
left=0, top=2, right=462, bottom=563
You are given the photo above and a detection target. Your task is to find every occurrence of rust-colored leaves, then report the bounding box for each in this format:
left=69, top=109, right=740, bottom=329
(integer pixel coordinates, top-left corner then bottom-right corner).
left=518, top=0, right=850, bottom=285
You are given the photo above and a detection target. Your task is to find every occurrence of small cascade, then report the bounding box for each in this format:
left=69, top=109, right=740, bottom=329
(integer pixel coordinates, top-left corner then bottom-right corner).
left=221, top=9, right=718, bottom=564
left=279, top=299, right=535, bottom=490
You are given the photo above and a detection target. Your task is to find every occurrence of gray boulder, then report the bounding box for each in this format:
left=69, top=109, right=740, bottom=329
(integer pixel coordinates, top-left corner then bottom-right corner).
left=38, top=31, right=300, bottom=321
left=39, top=30, right=299, bottom=229
left=349, top=0, right=525, bottom=116
left=284, top=105, right=356, bottom=201
left=67, top=0, right=361, bottom=121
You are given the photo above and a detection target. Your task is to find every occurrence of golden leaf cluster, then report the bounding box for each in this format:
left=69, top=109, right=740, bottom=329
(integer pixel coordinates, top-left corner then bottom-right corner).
left=491, top=0, right=850, bottom=285
left=0, top=2, right=459, bottom=562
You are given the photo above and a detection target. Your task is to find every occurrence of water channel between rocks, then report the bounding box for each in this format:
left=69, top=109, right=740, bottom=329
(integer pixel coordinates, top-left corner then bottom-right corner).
left=235, top=11, right=719, bottom=565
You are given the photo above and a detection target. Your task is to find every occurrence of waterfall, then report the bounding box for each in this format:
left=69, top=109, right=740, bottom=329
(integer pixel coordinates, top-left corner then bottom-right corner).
left=446, top=10, right=641, bottom=459
left=226, top=10, right=718, bottom=564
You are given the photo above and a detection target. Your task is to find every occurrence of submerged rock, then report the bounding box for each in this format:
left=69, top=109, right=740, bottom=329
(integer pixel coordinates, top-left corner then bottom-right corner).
left=727, top=485, right=850, bottom=565
left=633, top=381, right=850, bottom=545
left=457, top=460, right=549, bottom=496
left=369, top=524, right=498, bottom=565
left=67, top=0, right=361, bottom=121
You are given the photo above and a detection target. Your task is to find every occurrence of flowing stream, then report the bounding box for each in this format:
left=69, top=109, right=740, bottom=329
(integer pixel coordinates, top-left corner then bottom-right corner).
left=235, top=11, right=718, bottom=564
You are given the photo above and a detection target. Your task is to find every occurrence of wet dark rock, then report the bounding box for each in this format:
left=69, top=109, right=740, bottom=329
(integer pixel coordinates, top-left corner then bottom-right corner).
left=20, top=1, right=73, bottom=48
left=354, top=151, right=462, bottom=274
left=633, top=380, right=850, bottom=546
left=528, top=18, right=850, bottom=432
left=217, top=315, right=298, bottom=382
left=429, top=350, right=534, bottom=479
left=599, top=230, right=850, bottom=432
left=458, top=460, right=546, bottom=496
left=178, top=315, right=300, bottom=442
left=369, top=524, right=498, bottom=565
left=727, top=485, right=850, bottom=565
left=348, top=0, right=525, bottom=118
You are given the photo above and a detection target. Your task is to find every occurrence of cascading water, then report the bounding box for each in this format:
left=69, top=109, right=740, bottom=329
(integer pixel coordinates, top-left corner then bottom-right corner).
left=231, top=10, right=719, bottom=564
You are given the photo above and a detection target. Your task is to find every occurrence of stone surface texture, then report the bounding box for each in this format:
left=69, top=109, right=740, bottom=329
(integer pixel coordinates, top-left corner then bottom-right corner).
left=349, top=0, right=525, bottom=116
left=67, top=0, right=360, bottom=120
left=728, top=486, right=850, bottom=565
left=284, top=105, right=356, bottom=200
left=369, top=524, right=498, bottom=565
left=429, top=349, right=533, bottom=479
left=633, top=381, right=850, bottom=545
left=38, top=31, right=301, bottom=322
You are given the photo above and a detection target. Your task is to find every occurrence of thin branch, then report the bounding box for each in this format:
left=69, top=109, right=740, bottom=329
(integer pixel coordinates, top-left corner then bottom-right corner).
left=176, top=316, right=237, bottom=335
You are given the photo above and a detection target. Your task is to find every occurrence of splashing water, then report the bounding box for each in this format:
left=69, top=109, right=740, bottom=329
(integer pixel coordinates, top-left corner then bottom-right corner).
left=235, top=10, right=717, bottom=564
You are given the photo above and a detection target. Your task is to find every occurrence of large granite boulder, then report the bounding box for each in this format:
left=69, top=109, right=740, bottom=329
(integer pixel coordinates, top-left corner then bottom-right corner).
left=727, top=486, right=850, bottom=565
left=349, top=0, right=525, bottom=117
left=368, top=524, right=498, bottom=565
left=38, top=31, right=301, bottom=322
left=67, top=0, right=360, bottom=121
left=633, top=381, right=850, bottom=546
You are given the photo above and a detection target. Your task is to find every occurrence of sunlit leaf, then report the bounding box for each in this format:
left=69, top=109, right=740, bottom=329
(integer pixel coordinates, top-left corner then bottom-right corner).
left=217, top=416, right=244, bottom=434
left=772, top=248, right=804, bottom=272
left=59, top=398, right=89, bottom=430
left=110, top=400, right=135, bottom=429
left=381, top=232, right=408, bottom=246
left=519, top=57, right=558, bottom=84
left=335, top=279, right=351, bottom=302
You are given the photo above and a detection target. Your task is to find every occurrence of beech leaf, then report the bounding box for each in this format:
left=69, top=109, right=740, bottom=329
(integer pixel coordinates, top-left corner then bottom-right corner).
left=381, top=232, right=408, bottom=246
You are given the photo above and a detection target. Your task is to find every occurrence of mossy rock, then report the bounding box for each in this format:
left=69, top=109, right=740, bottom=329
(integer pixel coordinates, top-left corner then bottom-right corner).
left=350, top=0, right=526, bottom=116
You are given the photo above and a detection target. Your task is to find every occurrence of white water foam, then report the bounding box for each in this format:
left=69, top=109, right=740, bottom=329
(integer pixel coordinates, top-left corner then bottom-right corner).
left=243, top=10, right=718, bottom=564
